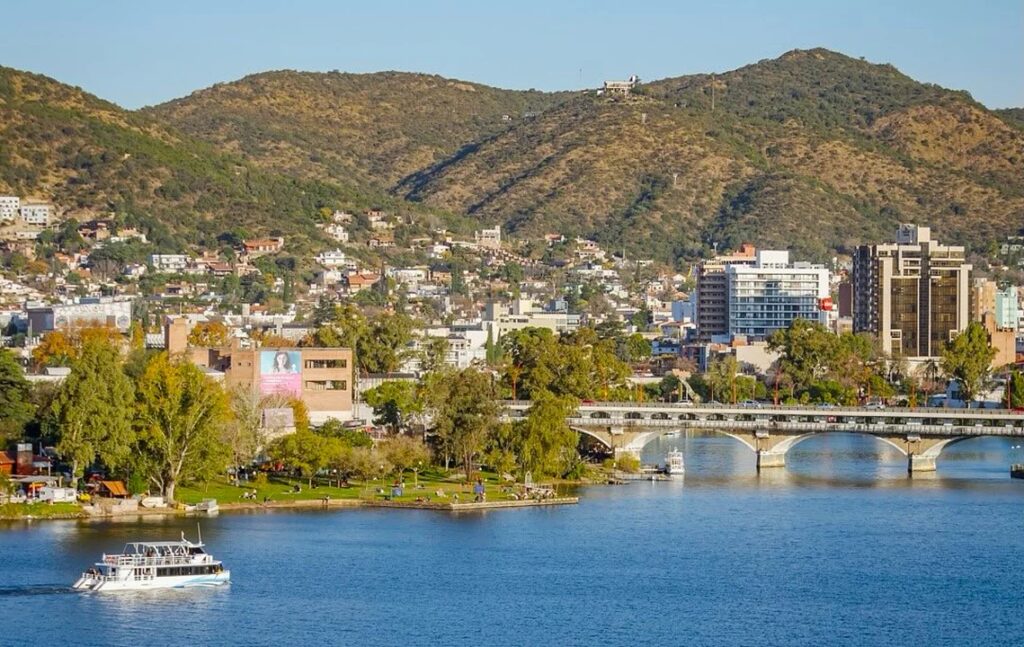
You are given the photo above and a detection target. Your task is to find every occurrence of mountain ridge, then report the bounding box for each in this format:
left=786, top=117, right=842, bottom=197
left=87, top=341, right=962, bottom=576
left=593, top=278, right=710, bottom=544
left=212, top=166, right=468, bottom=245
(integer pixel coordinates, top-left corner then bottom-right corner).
left=2, top=49, right=1021, bottom=262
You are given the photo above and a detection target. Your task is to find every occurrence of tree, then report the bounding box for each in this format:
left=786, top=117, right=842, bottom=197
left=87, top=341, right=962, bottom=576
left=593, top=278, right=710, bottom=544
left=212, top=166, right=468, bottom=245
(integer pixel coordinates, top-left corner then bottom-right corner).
left=624, top=333, right=652, bottom=362
left=364, top=380, right=419, bottom=433
left=187, top=321, right=229, bottom=347
left=317, top=419, right=373, bottom=448
left=133, top=354, right=229, bottom=502
left=31, top=330, right=77, bottom=369
left=1008, top=371, right=1024, bottom=409
left=378, top=435, right=430, bottom=480
left=268, top=429, right=334, bottom=485
left=0, top=349, right=34, bottom=444
left=418, top=336, right=449, bottom=375
left=515, top=394, right=579, bottom=477
left=941, top=322, right=996, bottom=406
left=223, top=386, right=272, bottom=481
left=424, top=367, right=499, bottom=478
left=49, top=337, right=134, bottom=486
left=705, top=355, right=740, bottom=403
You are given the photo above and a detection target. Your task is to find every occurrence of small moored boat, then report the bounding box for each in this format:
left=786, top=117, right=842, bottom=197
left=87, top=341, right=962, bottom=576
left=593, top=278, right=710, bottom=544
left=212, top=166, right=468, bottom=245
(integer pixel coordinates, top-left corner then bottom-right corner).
left=665, top=449, right=685, bottom=477
left=73, top=529, right=229, bottom=592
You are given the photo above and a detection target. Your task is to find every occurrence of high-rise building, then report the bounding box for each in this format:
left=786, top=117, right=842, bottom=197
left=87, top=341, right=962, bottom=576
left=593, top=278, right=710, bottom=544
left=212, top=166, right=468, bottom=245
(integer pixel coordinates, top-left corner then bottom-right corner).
left=725, top=250, right=831, bottom=339
left=994, top=285, right=1020, bottom=332
left=852, top=225, right=972, bottom=360
left=695, top=244, right=757, bottom=341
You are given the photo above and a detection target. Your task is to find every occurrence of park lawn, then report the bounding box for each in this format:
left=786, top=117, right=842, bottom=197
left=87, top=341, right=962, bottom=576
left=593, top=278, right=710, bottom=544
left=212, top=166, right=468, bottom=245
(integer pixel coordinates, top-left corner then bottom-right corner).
left=178, top=470, right=546, bottom=506
left=176, top=479, right=363, bottom=505
left=0, top=502, right=83, bottom=519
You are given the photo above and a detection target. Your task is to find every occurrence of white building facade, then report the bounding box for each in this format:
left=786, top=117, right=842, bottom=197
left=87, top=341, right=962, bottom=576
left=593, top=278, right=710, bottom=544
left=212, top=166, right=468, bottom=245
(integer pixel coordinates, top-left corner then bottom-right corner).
left=725, top=251, right=830, bottom=339
left=19, top=203, right=53, bottom=226
left=0, top=196, right=20, bottom=222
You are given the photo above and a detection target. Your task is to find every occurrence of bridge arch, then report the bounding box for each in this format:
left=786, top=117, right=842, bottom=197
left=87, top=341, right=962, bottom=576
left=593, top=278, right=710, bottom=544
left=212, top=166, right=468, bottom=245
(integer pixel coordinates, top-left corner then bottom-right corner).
left=623, top=428, right=756, bottom=454
left=570, top=426, right=613, bottom=449
left=769, top=432, right=910, bottom=457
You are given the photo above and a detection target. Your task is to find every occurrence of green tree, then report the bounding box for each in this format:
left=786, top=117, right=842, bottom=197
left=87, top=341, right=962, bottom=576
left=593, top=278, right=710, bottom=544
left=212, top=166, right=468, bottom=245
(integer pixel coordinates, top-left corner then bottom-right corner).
left=363, top=380, right=419, bottom=433
left=133, top=354, right=229, bottom=502
left=423, top=367, right=499, bottom=477
left=515, top=394, right=579, bottom=477
left=0, top=348, right=34, bottom=444
left=418, top=336, right=449, bottom=375
left=268, top=428, right=334, bottom=485
left=50, top=337, right=134, bottom=486
left=316, top=419, right=373, bottom=448
left=377, top=435, right=430, bottom=480
left=705, top=355, right=740, bottom=403
left=941, top=322, right=996, bottom=406
left=1008, top=371, right=1024, bottom=409
left=624, top=333, right=652, bottom=362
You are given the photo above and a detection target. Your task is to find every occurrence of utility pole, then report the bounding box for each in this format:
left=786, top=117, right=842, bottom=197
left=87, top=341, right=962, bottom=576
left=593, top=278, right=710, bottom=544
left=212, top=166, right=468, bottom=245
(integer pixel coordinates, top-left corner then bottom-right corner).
left=711, top=73, right=716, bottom=112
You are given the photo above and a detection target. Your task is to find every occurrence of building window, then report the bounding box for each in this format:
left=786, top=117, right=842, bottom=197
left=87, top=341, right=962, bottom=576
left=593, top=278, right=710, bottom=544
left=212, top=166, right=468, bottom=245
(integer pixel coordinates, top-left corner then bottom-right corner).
left=304, top=380, right=348, bottom=391
left=304, top=359, right=348, bottom=369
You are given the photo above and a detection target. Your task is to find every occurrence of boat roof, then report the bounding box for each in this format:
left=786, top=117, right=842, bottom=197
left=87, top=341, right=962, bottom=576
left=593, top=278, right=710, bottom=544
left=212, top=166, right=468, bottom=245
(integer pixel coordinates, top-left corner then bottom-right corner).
left=123, top=539, right=204, bottom=551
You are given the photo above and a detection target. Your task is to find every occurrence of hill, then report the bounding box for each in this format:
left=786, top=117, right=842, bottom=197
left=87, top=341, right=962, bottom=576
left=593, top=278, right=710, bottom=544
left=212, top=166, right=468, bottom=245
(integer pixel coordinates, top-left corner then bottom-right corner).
left=0, top=66, right=375, bottom=251
left=4, top=51, right=1022, bottom=262
left=396, top=49, right=1024, bottom=260
left=147, top=71, right=566, bottom=191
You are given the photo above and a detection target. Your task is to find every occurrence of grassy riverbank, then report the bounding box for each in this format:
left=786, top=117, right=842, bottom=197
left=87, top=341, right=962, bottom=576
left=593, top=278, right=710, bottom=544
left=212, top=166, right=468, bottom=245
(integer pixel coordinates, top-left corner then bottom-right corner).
left=178, top=469, right=558, bottom=506
left=1, top=470, right=584, bottom=521
left=0, top=502, right=84, bottom=520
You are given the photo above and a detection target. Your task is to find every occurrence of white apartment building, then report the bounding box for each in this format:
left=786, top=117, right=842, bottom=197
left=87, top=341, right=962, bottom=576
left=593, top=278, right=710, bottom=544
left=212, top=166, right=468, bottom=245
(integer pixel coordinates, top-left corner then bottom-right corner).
left=324, top=224, right=349, bottom=243
left=0, top=196, right=20, bottom=222
left=315, top=249, right=352, bottom=268
left=149, top=254, right=191, bottom=273
left=474, top=227, right=501, bottom=250
left=19, top=203, right=53, bottom=227
left=725, top=250, right=830, bottom=339
left=484, top=298, right=582, bottom=339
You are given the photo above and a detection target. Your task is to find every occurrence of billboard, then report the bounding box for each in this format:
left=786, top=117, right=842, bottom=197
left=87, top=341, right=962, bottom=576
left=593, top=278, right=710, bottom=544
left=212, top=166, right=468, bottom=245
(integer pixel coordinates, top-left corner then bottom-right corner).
left=260, top=350, right=301, bottom=397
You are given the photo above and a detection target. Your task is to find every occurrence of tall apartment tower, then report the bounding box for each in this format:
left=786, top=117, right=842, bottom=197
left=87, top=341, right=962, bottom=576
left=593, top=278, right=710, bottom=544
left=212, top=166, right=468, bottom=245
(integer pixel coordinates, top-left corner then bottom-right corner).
left=695, top=243, right=757, bottom=341
left=852, top=225, right=971, bottom=360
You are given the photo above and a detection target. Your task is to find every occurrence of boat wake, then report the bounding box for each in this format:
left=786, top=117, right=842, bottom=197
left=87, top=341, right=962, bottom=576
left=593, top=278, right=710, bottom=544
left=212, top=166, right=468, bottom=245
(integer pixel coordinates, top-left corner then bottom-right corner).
left=0, top=585, right=76, bottom=597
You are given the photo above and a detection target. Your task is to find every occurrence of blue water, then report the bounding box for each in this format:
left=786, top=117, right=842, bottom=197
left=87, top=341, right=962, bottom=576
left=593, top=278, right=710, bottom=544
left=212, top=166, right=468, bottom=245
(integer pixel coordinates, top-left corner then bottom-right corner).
left=2, top=434, right=1023, bottom=646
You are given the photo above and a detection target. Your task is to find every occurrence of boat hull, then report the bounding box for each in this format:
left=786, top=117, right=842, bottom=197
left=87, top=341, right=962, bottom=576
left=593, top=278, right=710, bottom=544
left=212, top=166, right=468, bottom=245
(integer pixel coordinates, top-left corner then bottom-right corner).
left=73, top=571, right=230, bottom=592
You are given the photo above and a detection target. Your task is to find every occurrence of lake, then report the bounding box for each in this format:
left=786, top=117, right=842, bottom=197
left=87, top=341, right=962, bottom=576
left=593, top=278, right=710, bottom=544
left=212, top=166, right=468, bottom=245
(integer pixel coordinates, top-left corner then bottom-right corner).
left=2, top=433, right=1023, bottom=646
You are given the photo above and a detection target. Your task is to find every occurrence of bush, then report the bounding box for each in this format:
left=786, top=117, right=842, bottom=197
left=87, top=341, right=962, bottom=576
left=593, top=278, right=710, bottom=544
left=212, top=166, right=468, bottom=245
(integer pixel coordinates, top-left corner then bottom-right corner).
left=615, top=454, right=641, bottom=473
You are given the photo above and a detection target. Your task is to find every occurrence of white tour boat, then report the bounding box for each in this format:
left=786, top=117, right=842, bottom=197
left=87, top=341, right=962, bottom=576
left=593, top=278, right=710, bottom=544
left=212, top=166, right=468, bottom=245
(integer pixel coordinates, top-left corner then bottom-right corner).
left=73, top=529, right=229, bottom=592
left=665, top=449, right=685, bottom=477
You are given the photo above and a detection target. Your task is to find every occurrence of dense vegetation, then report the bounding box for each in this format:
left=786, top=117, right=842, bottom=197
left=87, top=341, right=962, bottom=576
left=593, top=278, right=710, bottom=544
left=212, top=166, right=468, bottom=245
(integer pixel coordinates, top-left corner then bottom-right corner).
left=147, top=70, right=567, bottom=189
left=0, top=66, right=381, bottom=252
left=399, top=49, right=1024, bottom=261
left=3, top=49, right=1023, bottom=263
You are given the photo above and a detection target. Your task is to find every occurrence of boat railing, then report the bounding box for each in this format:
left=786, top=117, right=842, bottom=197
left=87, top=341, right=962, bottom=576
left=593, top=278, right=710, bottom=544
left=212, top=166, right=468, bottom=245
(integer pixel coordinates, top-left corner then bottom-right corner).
left=102, top=554, right=210, bottom=567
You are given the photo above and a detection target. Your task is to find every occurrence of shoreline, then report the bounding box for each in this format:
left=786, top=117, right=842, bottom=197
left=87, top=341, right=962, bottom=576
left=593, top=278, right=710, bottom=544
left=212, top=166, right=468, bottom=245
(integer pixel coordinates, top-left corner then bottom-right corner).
left=1, top=495, right=580, bottom=522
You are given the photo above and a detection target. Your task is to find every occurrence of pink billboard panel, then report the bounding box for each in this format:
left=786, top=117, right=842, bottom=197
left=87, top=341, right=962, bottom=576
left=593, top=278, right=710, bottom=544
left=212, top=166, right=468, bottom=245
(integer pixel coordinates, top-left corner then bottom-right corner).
left=260, top=350, right=301, bottom=397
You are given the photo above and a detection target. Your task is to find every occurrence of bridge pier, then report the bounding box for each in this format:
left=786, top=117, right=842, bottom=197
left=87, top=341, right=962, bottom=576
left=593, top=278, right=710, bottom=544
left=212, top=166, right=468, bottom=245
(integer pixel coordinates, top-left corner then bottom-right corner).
left=908, top=454, right=937, bottom=473
left=756, top=450, right=786, bottom=470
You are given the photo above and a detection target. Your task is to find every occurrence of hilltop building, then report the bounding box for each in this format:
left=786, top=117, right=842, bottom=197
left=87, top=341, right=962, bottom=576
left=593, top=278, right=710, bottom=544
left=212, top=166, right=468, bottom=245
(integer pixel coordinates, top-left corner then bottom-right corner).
left=19, top=202, right=53, bottom=227
left=0, top=196, right=20, bottom=222
left=474, top=227, right=501, bottom=250
left=852, top=225, right=971, bottom=361
left=602, top=75, right=639, bottom=95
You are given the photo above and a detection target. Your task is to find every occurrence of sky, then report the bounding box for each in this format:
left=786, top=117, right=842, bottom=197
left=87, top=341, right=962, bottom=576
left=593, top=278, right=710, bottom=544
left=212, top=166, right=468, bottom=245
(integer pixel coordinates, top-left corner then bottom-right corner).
left=2, top=0, right=1022, bottom=109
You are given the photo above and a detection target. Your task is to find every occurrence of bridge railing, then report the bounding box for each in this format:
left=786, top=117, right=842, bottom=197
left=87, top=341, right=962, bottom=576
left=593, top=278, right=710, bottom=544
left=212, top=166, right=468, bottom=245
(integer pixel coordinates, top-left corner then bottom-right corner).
left=499, top=400, right=1024, bottom=418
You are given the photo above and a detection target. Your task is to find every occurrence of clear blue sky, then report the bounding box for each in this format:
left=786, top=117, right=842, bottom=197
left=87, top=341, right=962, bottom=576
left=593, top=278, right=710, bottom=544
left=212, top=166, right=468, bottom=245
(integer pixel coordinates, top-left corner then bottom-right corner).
left=2, top=0, right=1021, bottom=109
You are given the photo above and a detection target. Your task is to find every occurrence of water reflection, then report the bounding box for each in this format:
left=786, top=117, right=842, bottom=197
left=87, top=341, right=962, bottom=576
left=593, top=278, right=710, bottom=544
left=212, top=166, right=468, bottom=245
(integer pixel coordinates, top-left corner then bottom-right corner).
left=640, top=431, right=1024, bottom=492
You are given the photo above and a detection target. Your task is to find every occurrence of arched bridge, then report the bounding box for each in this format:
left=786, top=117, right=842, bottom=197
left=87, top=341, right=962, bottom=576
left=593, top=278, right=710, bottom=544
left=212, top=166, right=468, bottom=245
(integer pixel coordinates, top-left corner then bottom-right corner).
left=500, top=401, right=1024, bottom=474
